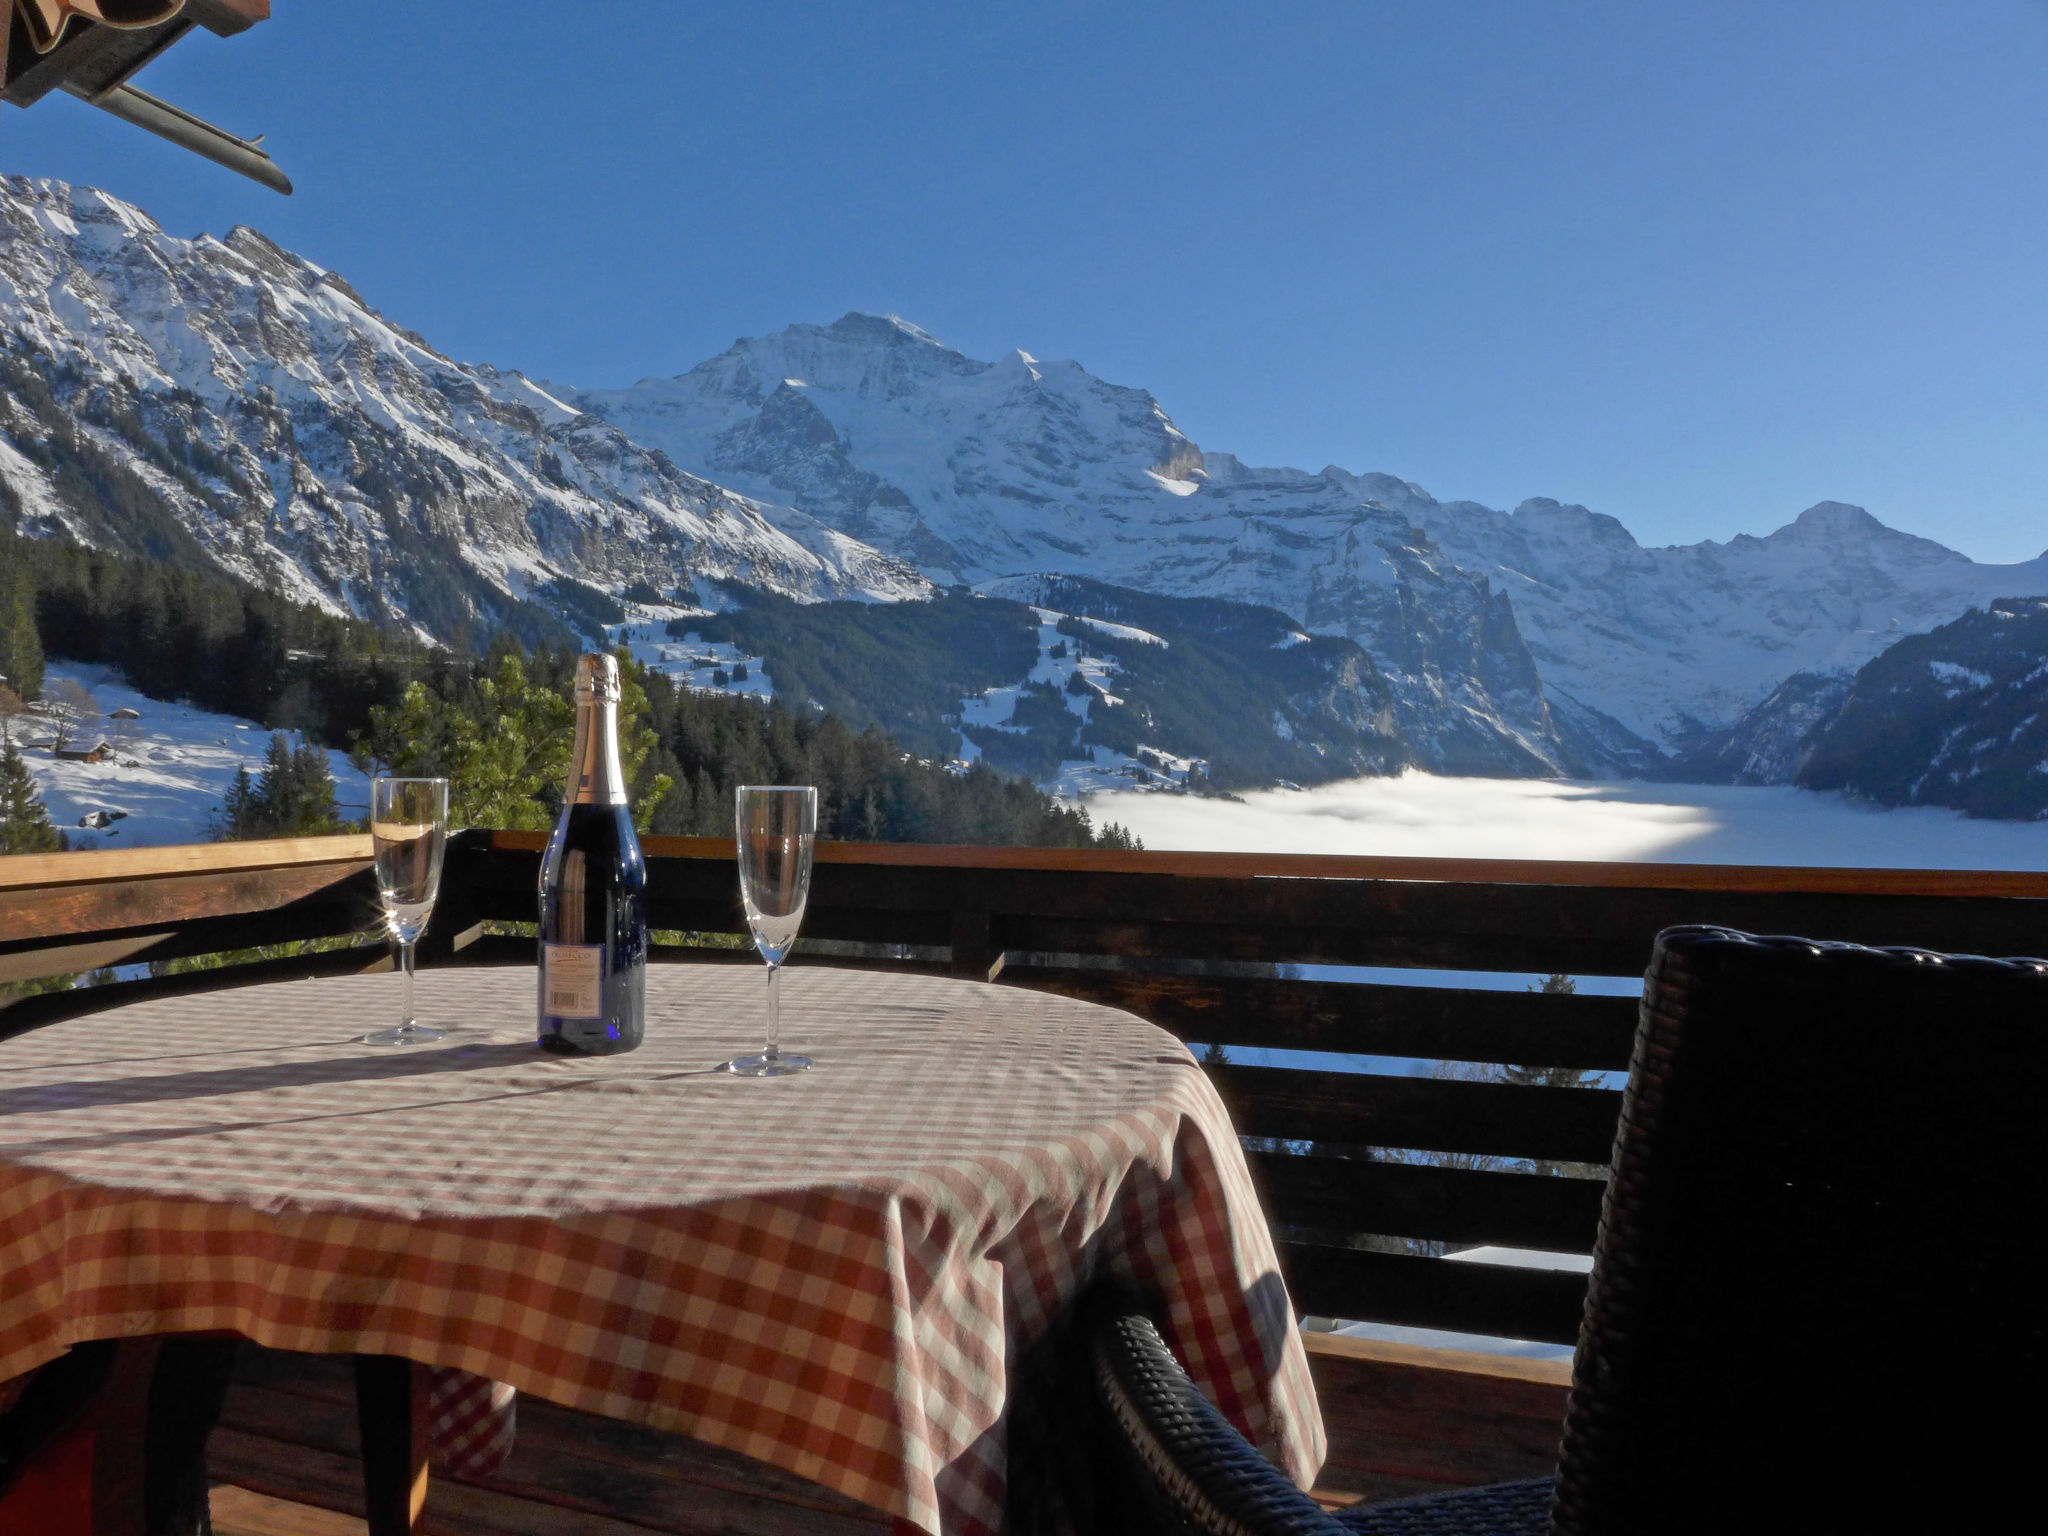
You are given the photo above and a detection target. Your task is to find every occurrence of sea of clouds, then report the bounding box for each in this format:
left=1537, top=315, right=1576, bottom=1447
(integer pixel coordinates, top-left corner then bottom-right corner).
left=1082, top=772, right=2048, bottom=870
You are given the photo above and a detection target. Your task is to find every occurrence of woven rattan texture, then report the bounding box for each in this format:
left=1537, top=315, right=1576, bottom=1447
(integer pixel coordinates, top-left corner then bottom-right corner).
left=1085, top=1298, right=1548, bottom=1536
left=1549, top=927, right=2048, bottom=1536
left=0, top=964, right=1323, bottom=1535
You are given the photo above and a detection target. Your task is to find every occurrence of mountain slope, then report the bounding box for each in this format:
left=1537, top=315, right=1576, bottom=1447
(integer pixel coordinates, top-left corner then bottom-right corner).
left=0, top=178, right=926, bottom=648
left=561, top=316, right=1573, bottom=775
left=563, top=315, right=2048, bottom=762
left=1787, top=596, right=2048, bottom=820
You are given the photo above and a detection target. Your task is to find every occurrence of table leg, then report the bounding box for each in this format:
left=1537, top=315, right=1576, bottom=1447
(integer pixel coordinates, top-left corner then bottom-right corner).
left=352, top=1356, right=428, bottom=1536
left=87, top=1337, right=158, bottom=1536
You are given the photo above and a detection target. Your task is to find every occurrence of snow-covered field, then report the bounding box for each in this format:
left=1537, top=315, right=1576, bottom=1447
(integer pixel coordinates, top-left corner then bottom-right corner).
left=608, top=609, right=775, bottom=701
left=961, top=606, right=1203, bottom=795
left=14, top=664, right=365, bottom=849
left=1082, top=770, right=2048, bottom=870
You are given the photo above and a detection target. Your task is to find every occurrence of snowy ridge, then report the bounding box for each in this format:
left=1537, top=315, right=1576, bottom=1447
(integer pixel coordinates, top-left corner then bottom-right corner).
left=564, top=316, right=2048, bottom=766
left=0, top=178, right=928, bottom=646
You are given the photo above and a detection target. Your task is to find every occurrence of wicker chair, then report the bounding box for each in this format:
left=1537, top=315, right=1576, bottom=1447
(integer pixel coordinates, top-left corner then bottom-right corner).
left=1075, top=926, right=2048, bottom=1535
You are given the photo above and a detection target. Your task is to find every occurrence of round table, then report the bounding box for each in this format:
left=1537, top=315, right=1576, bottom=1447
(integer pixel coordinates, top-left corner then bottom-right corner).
left=0, top=964, right=1323, bottom=1534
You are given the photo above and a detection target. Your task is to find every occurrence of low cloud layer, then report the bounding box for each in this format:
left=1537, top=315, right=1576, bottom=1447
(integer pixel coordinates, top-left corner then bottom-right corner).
left=1084, top=772, right=2048, bottom=870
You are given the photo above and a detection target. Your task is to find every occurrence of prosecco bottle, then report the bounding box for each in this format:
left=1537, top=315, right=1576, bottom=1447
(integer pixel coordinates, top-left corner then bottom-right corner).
left=537, top=653, right=646, bottom=1054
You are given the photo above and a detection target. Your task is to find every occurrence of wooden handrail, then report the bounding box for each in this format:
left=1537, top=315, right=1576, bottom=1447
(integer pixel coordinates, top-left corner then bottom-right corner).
left=0, top=834, right=372, bottom=890
left=481, top=829, right=2048, bottom=900
left=4, top=829, right=2039, bottom=901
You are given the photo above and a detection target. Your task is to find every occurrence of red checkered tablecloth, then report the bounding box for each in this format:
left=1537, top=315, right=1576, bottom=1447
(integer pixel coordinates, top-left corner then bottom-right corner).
left=0, top=965, right=1324, bottom=1532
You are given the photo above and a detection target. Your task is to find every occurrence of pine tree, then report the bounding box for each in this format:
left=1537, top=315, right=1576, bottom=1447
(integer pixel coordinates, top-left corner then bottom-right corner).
left=0, top=568, right=43, bottom=702
left=213, top=735, right=344, bottom=840
left=0, top=737, right=63, bottom=853
left=215, top=767, right=260, bottom=841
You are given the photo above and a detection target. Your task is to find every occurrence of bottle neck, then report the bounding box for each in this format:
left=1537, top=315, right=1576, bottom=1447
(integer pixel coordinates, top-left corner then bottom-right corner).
left=567, top=697, right=628, bottom=806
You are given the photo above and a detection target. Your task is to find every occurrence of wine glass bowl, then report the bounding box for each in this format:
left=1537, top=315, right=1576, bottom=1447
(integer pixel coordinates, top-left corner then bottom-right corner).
left=726, top=785, right=817, bottom=1076
left=363, top=776, right=449, bottom=1046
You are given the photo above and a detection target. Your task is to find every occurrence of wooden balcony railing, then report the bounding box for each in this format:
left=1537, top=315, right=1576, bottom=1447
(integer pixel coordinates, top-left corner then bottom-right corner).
left=7, top=831, right=2046, bottom=1510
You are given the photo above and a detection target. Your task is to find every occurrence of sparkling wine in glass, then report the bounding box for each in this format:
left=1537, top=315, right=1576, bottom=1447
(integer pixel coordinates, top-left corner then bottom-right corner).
left=363, top=776, right=449, bottom=1046
left=725, top=785, right=817, bottom=1076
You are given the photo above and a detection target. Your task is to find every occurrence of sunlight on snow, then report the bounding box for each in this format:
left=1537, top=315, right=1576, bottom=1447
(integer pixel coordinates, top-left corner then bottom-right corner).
left=1083, top=769, right=2048, bottom=869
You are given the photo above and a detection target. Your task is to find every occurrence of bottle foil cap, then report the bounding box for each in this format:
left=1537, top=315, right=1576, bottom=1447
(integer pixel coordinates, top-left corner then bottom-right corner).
left=574, top=653, right=622, bottom=704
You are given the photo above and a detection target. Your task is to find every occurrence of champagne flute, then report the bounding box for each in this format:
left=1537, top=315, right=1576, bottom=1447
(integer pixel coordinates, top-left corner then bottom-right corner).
left=363, top=776, right=449, bottom=1046
left=725, top=785, right=817, bottom=1076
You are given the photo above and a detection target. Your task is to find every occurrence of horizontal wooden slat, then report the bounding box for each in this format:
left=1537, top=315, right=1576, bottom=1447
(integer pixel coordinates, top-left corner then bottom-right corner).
left=0, top=886, right=382, bottom=984
left=0, top=930, right=176, bottom=985
left=0, top=835, right=372, bottom=890
left=482, top=828, right=2048, bottom=901
left=1280, top=1242, right=1591, bottom=1344
left=208, top=1485, right=365, bottom=1536
left=1001, top=967, right=1640, bottom=1067
left=1250, top=1151, right=1605, bottom=1252
left=0, top=861, right=375, bottom=946
left=1215, top=1065, right=1625, bottom=1164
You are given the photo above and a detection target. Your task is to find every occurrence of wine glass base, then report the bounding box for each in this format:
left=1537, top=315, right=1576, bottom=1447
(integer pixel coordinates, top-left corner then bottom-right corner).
left=724, top=1052, right=813, bottom=1077
left=361, top=1023, right=448, bottom=1047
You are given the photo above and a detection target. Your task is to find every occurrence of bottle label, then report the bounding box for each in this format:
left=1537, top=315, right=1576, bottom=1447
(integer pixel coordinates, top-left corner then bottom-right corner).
left=543, top=944, right=604, bottom=1018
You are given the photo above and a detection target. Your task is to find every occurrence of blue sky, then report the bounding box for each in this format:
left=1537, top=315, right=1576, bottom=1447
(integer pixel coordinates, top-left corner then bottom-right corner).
left=5, top=1, right=2045, bottom=562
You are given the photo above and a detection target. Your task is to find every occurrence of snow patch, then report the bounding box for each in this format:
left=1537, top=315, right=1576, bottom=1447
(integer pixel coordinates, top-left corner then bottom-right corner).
left=1929, top=660, right=1993, bottom=693
left=13, top=664, right=364, bottom=848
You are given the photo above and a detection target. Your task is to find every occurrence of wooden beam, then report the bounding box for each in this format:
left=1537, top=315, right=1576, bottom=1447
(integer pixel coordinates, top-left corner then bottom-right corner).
left=999, top=967, right=1640, bottom=1067
left=1248, top=1151, right=1606, bottom=1253
left=1280, top=1243, right=1591, bottom=1344
left=0, top=836, right=371, bottom=891
left=481, top=828, right=2048, bottom=900
left=0, top=930, right=171, bottom=985
left=0, top=862, right=374, bottom=946
left=1213, top=1066, right=1625, bottom=1164
left=186, top=0, right=271, bottom=36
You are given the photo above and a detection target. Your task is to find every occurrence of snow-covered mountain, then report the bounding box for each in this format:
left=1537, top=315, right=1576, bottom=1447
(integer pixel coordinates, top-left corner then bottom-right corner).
left=0, top=177, right=926, bottom=647
left=562, top=315, right=2048, bottom=767
left=7, top=170, right=2044, bottom=793
left=558, top=317, right=1571, bottom=774
left=1784, top=596, right=2048, bottom=819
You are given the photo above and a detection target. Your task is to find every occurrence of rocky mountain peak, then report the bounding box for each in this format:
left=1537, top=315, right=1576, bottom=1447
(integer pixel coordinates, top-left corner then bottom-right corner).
left=0, top=177, right=928, bottom=650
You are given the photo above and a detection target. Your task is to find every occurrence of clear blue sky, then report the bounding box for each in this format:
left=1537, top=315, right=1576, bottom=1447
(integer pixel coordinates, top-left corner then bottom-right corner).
left=5, top=1, right=2045, bottom=562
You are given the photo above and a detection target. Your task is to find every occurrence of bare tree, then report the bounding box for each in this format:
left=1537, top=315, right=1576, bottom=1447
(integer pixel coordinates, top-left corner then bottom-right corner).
left=43, top=678, right=101, bottom=754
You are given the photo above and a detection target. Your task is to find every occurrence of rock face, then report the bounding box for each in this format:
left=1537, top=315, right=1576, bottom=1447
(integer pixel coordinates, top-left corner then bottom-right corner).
left=0, top=177, right=927, bottom=649
left=563, top=316, right=2048, bottom=775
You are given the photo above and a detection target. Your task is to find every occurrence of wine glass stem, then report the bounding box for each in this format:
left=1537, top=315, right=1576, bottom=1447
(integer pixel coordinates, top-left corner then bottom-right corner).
left=401, top=937, right=417, bottom=1030
left=764, top=962, right=781, bottom=1061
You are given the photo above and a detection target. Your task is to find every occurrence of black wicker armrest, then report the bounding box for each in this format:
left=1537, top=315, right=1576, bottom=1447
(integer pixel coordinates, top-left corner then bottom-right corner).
left=1089, top=1294, right=1348, bottom=1536
left=1085, top=1293, right=1553, bottom=1536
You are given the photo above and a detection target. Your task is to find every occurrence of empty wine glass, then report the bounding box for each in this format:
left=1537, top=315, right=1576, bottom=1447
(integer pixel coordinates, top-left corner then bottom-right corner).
left=363, top=776, right=449, bottom=1046
left=726, top=785, right=817, bottom=1076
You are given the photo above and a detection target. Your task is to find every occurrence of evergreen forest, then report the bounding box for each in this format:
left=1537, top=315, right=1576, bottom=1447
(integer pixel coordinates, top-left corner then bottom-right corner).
left=0, top=528, right=1136, bottom=850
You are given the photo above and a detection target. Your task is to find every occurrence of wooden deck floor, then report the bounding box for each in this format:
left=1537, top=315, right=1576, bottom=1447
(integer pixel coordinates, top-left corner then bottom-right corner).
left=205, top=1335, right=1569, bottom=1532
left=209, top=1346, right=891, bottom=1536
